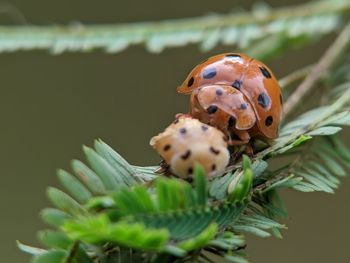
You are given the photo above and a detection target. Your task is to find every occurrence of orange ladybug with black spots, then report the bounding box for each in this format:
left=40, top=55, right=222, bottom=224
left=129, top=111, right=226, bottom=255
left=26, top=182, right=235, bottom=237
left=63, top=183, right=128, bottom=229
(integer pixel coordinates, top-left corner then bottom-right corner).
left=177, top=53, right=283, bottom=145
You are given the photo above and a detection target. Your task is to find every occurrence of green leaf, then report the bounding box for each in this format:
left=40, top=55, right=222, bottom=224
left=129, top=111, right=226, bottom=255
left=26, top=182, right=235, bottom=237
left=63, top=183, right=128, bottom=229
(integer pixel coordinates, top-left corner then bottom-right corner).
left=83, top=146, right=121, bottom=190
left=17, top=241, right=45, bottom=256
left=307, top=126, right=342, bottom=136
left=139, top=201, right=247, bottom=240
left=47, top=187, right=86, bottom=216
left=316, top=152, right=347, bottom=177
left=57, top=169, right=92, bottom=204
left=225, top=254, right=249, bottom=263
left=273, top=135, right=312, bottom=155
left=318, top=111, right=350, bottom=126
left=71, top=160, right=106, bottom=195
left=261, top=175, right=302, bottom=193
left=84, top=196, right=115, bottom=211
left=94, top=140, right=137, bottom=185
left=233, top=225, right=269, bottom=238
left=63, top=215, right=169, bottom=251
left=209, top=232, right=246, bottom=250
left=162, top=245, right=187, bottom=257
left=32, top=250, right=67, bottom=263
left=38, top=230, right=72, bottom=249
left=209, top=171, right=237, bottom=200
left=177, top=223, right=217, bottom=251
left=293, top=181, right=320, bottom=192
left=194, top=165, right=208, bottom=206
left=251, top=159, right=268, bottom=178
left=228, top=156, right=253, bottom=202
left=331, top=137, right=350, bottom=162
left=40, top=208, right=71, bottom=227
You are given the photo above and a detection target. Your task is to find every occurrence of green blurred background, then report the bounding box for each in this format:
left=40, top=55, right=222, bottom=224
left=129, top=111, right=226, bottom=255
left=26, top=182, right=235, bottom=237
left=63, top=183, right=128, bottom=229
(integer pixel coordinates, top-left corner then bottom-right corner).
left=1, top=0, right=349, bottom=262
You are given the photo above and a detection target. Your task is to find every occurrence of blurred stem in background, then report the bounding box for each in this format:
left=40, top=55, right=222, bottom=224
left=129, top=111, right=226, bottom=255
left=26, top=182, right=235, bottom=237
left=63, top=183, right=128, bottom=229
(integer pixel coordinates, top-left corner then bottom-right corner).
left=0, top=0, right=348, bottom=59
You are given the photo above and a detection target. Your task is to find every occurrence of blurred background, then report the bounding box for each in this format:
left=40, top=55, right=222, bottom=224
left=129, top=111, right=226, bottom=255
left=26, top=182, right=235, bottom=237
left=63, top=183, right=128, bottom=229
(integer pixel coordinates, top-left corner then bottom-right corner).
left=0, top=0, right=349, bottom=262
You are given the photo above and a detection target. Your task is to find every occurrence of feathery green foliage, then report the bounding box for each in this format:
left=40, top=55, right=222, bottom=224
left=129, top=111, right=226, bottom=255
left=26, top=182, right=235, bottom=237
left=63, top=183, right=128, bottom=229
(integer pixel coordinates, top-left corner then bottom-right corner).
left=0, top=0, right=349, bottom=59
left=16, top=1, right=350, bottom=262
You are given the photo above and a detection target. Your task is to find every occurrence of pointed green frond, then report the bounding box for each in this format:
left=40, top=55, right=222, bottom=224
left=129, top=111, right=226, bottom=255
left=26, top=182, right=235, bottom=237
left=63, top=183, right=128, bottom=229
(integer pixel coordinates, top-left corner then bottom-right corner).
left=94, top=139, right=137, bottom=185
left=40, top=208, right=71, bottom=228
left=83, top=146, right=123, bottom=190
left=47, top=187, right=87, bottom=216
left=16, top=241, right=46, bottom=256
left=177, top=223, right=217, bottom=251
left=32, top=250, right=67, bottom=263
left=194, top=165, right=208, bottom=206
left=63, top=215, right=169, bottom=251
left=38, top=230, right=72, bottom=249
left=57, top=169, right=92, bottom=204
left=71, top=159, right=106, bottom=195
left=228, top=156, right=253, bottom=202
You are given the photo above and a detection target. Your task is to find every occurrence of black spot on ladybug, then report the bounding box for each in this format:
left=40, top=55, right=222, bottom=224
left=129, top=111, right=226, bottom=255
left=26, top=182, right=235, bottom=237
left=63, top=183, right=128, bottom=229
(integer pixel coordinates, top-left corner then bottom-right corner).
left=259, top=66, right=271, bottom=78
left=188, top=167, right=193, bottom=175
left=280, top=94, right=283, bottom=105
left=181, top=150, right=191, bottom=160
left=210, top=146, right=220, bottom=155
left=207, top=105, right=218, bottom=114
left=225, top=54, right=241, bottom=58
left=187, top=77, right=194, bottom=87
left=180, top=128, right=187, bottom=134
left=265, top=116, right=273, bottom=126
left=201, top=125, right=209, bottom=131
left=173, top=119, right=179, bottom=124
left=163, top=144, right=171, bottom=151
left=211, top=164, right=217, bottom=171
left=216, top=89, right=223, bottom=96
left=232, top=80, right=242, bottom=90
left=258, top=92, right=271, bottom=108
left=228, top=116, right=236, bottom=128
left=240, top=103, right=248, bottom=110
left=203, top=67, right=217, bottom=79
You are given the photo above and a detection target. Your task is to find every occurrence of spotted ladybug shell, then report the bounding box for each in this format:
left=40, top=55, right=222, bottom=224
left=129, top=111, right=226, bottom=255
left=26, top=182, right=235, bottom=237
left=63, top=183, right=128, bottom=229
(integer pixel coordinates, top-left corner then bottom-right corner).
left=150, top=116, right=230, bottom=178
left=177, top=53, right=283, bottom=139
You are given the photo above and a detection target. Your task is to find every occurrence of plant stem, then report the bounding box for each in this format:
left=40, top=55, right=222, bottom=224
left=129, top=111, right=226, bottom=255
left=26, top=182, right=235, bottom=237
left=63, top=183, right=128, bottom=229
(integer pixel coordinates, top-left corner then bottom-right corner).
left=283, top=21, right=350, bottom=117
left=0, top=0, right=348, bottom=53
left=279, top=64, right=313, bottom=90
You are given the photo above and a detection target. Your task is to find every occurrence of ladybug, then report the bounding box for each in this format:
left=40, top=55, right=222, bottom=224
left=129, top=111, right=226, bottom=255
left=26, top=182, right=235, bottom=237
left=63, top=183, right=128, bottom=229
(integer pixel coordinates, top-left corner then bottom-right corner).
left=150, top=115, right=230, bottom=178
left=177, top=53, right=283, bottom=144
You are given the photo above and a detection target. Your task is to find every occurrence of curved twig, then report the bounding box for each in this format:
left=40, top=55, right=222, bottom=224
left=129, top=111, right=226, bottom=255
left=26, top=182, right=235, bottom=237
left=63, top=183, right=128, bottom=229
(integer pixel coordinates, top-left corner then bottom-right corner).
left=283, top=21, right=350, bottom=117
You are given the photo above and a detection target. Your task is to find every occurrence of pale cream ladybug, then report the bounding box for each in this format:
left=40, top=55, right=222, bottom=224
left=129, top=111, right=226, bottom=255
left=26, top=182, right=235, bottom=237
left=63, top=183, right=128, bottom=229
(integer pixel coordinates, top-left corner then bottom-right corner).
left=150, top=115, right=230, bottom=178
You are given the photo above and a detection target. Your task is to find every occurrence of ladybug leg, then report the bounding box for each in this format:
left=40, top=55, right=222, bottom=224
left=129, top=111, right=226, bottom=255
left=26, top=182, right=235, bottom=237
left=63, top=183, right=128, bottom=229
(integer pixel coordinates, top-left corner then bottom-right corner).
left=228, top=130, right=254, bottom=161
left=155, top=159, right=173, bottom=176
left=228, top=130, right=250, bottom=146
left=244, top=144, right=254, bottom=157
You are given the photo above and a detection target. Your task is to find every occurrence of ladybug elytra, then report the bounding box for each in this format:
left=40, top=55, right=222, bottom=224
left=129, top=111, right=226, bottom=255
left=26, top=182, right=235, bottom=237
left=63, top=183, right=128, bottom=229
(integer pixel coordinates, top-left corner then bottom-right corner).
left=177, top=53, right=283, bottom=144
left=150, top=116, right=230, bottom=178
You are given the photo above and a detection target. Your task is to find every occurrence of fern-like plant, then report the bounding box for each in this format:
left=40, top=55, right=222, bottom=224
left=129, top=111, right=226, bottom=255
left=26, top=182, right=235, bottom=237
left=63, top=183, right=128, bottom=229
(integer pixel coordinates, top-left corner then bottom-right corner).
left=15, top=2, right=350, bottom=263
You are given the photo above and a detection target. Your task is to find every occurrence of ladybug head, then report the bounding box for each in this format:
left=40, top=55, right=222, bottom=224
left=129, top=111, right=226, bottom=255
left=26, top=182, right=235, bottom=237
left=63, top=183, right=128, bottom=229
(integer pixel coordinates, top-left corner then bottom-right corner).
left=177, top=75, right=196, bottom=94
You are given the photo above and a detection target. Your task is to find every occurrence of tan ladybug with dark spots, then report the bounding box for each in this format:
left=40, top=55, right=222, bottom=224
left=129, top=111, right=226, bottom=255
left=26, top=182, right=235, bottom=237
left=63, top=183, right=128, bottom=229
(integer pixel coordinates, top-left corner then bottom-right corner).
left=150, top=115, right=230, bottom=178
left=177, top=53, right=283, bottom=144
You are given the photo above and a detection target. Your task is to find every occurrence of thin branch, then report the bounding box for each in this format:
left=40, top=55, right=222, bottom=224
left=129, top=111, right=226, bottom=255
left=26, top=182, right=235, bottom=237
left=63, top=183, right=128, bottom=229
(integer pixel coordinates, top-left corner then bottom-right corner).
left=279, top=64, right=313, bottom=90
left=283, top=21, right=350, bottom=117
left=0, top=0, right=348, bottom=54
